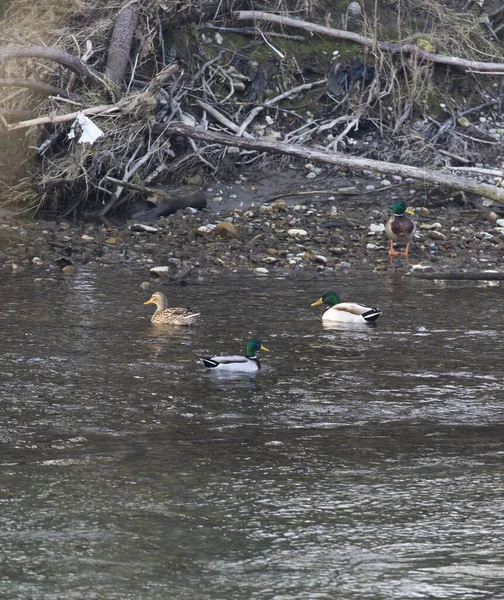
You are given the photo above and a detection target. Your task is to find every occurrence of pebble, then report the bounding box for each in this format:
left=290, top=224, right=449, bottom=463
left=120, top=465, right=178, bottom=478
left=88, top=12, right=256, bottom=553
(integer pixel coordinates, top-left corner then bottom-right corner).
left=429, top=230, right=446, bottom=241
left=214, top=222, right=238, bottom=239
left=288, top=228, right=308, bottom=238
left=419, top=222, right=443, bottom=230
left=369, top=223, right=385, bottom=233
left=149, top=266, right=171, bottom=276
left=254, top=267, right=269, bottom=275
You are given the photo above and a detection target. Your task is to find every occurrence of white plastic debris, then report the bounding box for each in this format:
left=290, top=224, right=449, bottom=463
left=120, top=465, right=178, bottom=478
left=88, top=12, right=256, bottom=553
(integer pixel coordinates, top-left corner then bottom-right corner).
left=68, top=112, right=104, bottom=145
left=129, top=223, right=160, bottom=233
left=369, top=223, right=385, bottom=233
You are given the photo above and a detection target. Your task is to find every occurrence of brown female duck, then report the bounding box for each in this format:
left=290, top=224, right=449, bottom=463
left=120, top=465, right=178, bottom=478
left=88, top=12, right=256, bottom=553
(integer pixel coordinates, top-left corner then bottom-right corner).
left=144, top=291, right=200, bottom=325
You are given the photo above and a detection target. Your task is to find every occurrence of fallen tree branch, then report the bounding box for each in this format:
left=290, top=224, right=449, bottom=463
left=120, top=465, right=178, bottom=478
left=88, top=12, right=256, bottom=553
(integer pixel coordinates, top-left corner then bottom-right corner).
left=0, top=45, right=108, bottom=87
left=234, top=11, right=504, bottom=73
left=0, top=77, right=72, bottom=98
left=4, top=103, right=121, bottom=131
left=411, top=271, right=504, bottom=280
left=158, top=123, right=504, bottom=203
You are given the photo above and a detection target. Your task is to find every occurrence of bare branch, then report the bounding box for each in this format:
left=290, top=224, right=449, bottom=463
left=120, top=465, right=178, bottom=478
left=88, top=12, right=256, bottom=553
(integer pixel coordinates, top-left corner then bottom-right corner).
left=234, top=11, right=504, bottom=73
left=5, top=104, right=121, bottom=131
left=0, top=45, right=108, bottom=87
left=0, top=77, right=71, bottom=98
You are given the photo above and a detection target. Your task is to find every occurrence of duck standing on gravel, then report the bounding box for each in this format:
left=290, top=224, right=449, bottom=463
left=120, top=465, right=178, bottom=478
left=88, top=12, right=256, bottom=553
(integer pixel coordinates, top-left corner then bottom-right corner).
left=311, top=291, right=382, bottom=324
left=144, top=291, right=200, bottom=325
left=386, top=201, right=416, bottom=262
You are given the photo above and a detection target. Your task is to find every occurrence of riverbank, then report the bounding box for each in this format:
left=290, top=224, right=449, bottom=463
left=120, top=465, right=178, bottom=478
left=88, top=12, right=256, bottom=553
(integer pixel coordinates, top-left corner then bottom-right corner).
left=1, top=172, right=503, bottom=281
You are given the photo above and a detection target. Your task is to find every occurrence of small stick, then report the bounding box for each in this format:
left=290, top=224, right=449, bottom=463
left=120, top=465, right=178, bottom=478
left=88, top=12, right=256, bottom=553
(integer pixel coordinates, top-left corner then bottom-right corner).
left=196, top=99, right=254, bottom=138
left=444, top=166, right=504, bottom=177
left=264, top=182, right=411, bottom=203
left=237, top=78, right=326, bottom=137
left=5, top=103, right=121, bottom=131
left=437, top=149, right=470, bottom=164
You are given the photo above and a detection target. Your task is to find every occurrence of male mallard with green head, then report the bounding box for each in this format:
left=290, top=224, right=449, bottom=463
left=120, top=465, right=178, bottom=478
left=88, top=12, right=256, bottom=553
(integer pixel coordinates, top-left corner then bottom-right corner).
left=201, top=339, right=269, bottom=373
left=386, top=201, right=416, bottom=262
left=311, top=291, right=382, bottom=324
left=144, top=291, right=200, bottom=325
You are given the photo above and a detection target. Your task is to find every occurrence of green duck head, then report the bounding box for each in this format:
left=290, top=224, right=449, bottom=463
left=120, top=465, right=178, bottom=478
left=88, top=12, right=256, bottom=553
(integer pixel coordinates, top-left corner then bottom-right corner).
left=311, top=291, right=342, bottom=308
left=392, top=201, right=407, bottom=215
left=246, top=339, right=269, bottom=358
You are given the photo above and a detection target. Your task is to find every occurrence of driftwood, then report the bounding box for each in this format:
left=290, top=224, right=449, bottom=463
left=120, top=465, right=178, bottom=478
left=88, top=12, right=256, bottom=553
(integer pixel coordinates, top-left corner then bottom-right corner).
left=132, top=194, right=207, bottom=221
left=160, top=123, right=504, bottom=203
left=105, top=2, right=138, bottom=84
left=106, top=176, right=207, bottom=221
left=234, top=11, right=504, bottom=73
left=411, top=271, right=504, bottom=280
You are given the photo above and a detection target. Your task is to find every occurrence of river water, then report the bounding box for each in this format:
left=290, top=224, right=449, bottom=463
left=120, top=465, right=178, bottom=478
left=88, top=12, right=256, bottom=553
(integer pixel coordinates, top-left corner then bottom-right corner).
left=1, top=268, right=503, bottom=599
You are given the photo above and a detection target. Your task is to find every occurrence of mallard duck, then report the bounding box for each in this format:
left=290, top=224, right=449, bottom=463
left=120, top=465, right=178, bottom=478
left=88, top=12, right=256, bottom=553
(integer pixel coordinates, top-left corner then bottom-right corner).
left=311, top=291, right=382, bottom=324
left=144, top=291, right=200, bottom=325
left=201, top=339, right=269, bottom=372
left=386, top=201, right=416, bottom=262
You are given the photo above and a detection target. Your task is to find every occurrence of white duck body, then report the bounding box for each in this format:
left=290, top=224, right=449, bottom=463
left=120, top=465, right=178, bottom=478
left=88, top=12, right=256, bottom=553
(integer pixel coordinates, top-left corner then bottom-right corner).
left=312, top=292, right=382, bottom=324
left=201, top=340, right=269, bottom=373
left=321, top=302, right=382, bottom=324
left=201, top=354, right=261, bottom=372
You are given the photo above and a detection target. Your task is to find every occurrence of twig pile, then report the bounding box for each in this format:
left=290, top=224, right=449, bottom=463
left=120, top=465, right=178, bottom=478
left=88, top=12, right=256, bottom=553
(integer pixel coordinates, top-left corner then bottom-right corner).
left=0, top=0, right=503, bottom=215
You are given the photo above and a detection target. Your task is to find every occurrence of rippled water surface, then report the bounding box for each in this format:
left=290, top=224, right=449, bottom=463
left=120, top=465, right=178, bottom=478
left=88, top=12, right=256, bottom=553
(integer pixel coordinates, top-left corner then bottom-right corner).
left=1, top=269, right=503, bottom=599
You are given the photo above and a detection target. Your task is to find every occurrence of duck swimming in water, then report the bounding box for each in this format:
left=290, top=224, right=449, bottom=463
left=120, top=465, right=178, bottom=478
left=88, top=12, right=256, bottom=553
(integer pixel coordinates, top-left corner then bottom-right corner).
left=201, top=339, right=269, bottom=372
left=311, top=291, right=382, bottom=324
left=144, top=291, right=200, bottom=325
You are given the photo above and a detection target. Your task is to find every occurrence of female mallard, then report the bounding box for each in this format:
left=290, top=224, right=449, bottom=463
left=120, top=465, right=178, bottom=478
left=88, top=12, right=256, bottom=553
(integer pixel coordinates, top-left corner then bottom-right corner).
left=201, top=339, right=269, bottom=372
left=386, top=201, right=416, bottom=262
left=311, top=291, right=382, bottom=324
left=144, top=291, right=200, bottom=325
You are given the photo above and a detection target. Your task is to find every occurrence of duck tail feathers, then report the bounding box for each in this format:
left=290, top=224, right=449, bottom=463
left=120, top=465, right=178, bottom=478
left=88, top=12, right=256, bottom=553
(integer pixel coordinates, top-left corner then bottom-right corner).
left=362, top=308, right=382, bottom=323
left=201, top=357, right=219, bottom=369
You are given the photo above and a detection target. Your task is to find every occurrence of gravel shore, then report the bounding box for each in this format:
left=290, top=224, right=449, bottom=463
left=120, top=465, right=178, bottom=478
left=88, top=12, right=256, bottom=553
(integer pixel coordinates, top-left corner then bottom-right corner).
left=2, top=176, right=504, bottom=283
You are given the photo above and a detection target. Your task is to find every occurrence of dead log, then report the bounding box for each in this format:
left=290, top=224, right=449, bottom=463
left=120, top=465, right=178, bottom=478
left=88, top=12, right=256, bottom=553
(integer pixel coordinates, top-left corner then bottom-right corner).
left=106, top=176, right=207, bottom=220
left=131, top=193, right=207, bottom=221
left=105, top=2, right=138, bottom=85
left=159, top=123, right=504, bottom=204
left=234, top=11, right=504, bottom=73
left=411, top=271, right=504, bottom=280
